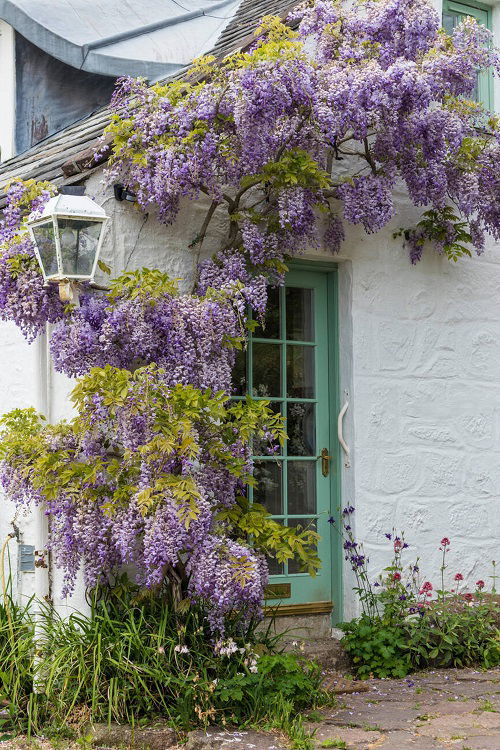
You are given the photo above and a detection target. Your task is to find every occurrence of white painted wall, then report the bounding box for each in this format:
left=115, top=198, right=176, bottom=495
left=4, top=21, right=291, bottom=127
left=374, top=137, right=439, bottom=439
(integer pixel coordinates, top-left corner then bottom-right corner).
left=1, top=1, right=499, bottom=618
left=0, top=20, right=15, bottom=162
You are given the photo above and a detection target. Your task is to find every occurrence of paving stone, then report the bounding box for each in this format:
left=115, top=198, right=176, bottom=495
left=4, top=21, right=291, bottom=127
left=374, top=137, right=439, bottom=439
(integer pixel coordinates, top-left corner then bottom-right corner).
left=374, top=730, right=443, bottom=749
left=416, top=710, right=500, bottom=738
left=453, top=735, right=500, bottom=750
left=409, top=700, right=482, bottom=716
left=309, top=723, right=382, bottom=749
left=324, top=704, right=423, bottom=731
left=186, top=729, right=285, bottom=750
left=91, top=722, right=177, bottom=749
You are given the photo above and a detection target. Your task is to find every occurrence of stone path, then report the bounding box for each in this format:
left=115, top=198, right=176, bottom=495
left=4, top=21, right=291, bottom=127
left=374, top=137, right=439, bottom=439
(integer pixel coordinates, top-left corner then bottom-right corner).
left=1, top=669, right=498, bottom=749
left=305, top=667, right=500, bottom=750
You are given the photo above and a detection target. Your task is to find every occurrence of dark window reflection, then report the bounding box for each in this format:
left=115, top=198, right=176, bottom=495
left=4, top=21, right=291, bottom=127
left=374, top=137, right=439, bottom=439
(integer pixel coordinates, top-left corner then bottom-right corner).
left=286, top=345, right=315, bottom=399
left=288, top=461, right=317, bottom=515
left=232, top=348, right=247, bottom=395
left=287, top=402, right=316, bottom=456
left=287, top=518, right=317, bottom=574
left=252, top=343, right=281, bottom=397
left=253, top=460, right=283, bottom=515
left=286, top=287, right=314, bottom=341
left=253, top=286, right=280, bottom=339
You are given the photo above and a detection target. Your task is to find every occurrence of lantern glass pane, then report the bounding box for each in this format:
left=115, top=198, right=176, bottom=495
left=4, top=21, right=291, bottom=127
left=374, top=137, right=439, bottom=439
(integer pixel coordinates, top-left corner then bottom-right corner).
left=32, top=222, right=58, bottom=278
left=57, top=218, right=102, bottom=277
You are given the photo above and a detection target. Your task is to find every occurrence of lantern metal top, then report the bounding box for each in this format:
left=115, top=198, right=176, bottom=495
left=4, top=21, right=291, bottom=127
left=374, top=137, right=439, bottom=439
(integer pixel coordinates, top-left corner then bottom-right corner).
left=28, top=192, right=109, bottom=224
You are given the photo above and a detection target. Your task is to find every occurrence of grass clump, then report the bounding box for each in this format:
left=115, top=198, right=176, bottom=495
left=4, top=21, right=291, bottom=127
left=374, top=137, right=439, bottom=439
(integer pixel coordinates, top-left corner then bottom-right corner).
left=0, top=580, right=328, bottom=741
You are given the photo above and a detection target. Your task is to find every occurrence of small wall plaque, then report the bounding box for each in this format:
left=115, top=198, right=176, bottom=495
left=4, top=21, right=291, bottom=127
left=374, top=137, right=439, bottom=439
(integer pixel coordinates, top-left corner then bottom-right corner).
left=264, top=583, right=291, bottom=599
left=19, top=544, right=35, bottom=572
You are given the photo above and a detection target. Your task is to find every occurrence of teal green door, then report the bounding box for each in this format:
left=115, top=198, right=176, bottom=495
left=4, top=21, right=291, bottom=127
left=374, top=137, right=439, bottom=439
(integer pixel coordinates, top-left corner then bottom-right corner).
left=234, top=268, right=339, bottom=614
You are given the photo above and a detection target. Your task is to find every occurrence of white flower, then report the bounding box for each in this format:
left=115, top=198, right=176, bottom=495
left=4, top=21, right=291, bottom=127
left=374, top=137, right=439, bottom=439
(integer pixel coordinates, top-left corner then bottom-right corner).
left=174, top=644, right=190, bottom=653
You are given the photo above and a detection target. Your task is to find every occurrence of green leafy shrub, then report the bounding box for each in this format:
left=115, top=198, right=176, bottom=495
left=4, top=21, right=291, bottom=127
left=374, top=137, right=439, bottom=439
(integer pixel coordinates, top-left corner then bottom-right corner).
left=338, top=524, right=500, bottom=678
left=406, top=598, right=500, bottom=669
left=340, top=616, right=411, bottom=679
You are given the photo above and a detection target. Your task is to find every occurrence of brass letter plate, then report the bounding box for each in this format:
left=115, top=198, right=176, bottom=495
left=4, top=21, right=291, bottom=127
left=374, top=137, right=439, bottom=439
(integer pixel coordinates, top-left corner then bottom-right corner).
left=264, top=583, right=291, bottom=599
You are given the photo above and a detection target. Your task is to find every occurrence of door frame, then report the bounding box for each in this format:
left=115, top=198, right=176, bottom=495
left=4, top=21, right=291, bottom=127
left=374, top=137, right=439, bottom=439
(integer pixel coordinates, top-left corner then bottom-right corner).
left=266, top=260, right=343, bottom=625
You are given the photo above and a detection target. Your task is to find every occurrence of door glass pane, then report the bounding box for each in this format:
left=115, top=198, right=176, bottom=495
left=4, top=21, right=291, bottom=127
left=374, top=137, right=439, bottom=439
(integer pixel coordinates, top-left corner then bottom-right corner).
left=254, top=286, right=280, bottom=339
left=442, top=11, right=456, bottom=34
left=287, top=402, right=316, bottom=456
left=253, top=401, right=283, bottom=456
left=267, top=555, right=284, bottom=576
left=286, top=287, right=314, bottom=341
left=253, top=460, right=283, bottom=515
left=288, top=461, right=317, bottom=515
left=252, top=343, right=281, bottom=397
left=287, top=518, right=317, bottom=574
left=287, top=345, right=315, bottom=398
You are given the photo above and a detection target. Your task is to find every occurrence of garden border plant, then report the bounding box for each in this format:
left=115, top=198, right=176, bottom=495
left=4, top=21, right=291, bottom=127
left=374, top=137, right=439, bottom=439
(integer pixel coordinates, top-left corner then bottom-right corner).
left=336, top=512, right=500, bottom=678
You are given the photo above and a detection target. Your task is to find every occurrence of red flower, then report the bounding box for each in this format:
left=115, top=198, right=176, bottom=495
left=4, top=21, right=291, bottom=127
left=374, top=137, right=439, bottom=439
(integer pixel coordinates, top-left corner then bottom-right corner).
left=419, top=581, right=433, bottom=594
left=393, top=539, right=403, bottom=551
left=464, top=593, right=473, bottom=602
left=476, top=580, right=485, bottom=589
left=454, top=573, right=464, bottom=581
left=440, top=537, right=450, bottom=547
left=393, top=572, right=401, bottom=581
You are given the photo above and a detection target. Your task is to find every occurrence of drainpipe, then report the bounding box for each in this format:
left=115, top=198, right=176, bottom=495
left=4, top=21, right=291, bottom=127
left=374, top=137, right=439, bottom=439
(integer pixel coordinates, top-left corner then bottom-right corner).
left=32, top=326, right=52, bottom=690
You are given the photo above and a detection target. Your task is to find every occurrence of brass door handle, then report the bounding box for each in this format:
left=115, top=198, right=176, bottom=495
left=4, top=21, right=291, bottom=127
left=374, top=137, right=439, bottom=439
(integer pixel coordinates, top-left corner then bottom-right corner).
left=319, top=448, right=331, bottom=477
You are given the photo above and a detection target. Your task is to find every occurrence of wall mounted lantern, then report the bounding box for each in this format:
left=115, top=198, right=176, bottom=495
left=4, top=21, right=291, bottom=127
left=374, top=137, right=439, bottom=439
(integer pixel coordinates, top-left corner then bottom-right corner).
left=27, top=186, right=110, bottom=302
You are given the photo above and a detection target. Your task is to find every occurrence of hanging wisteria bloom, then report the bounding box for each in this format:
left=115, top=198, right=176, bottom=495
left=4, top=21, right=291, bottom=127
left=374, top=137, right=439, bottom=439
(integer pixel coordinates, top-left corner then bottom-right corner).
left=103, top=0, right=500, bottom=275
left=0, top=365, right=320, bottom=632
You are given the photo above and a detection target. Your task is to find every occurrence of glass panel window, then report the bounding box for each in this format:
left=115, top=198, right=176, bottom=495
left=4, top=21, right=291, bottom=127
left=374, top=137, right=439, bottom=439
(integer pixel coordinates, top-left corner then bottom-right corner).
left=287, top=402, right=316, bottom=456
left=442, top=1, right=492, bottom=109
left=287, top=518, right=317, bottom=574
left=254, top=286, right=280, bottom=339
left=253, top=460, right=283, bottom=515
left=288, top=461, right=317, bottom=515
left=286, top=287, right=314, bottom=341
left=287, top=345, right=315, bottom=399
left=233, top=349, right=247, bottom=396
left=252, top=343, right=281, bottom=397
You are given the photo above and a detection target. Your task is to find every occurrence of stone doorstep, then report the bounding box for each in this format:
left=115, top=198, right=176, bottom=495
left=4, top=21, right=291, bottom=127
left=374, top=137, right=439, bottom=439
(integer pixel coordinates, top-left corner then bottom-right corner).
left=91, top=723, right=178, bottom=750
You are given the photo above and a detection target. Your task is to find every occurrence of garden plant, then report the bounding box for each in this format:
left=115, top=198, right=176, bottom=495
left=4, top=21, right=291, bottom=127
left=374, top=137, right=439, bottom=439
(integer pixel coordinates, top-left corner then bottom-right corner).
left=338, top=514, right=500, bottom=678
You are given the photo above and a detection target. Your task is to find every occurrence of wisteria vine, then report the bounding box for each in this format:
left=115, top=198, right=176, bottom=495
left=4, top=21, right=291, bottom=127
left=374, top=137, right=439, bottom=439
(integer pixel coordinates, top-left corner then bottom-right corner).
left=1, top=0, right=500, bottom=630
left=0, top=366, right=320, bottom=632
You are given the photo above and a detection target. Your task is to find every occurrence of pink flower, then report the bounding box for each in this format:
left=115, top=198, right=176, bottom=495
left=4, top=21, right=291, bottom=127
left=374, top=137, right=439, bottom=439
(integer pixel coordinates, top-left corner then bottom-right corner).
left=476, top=580, right=485, bottom=589
left=440, top=537, right=450, bottom=547
left=454, top=573, right=463, bottom=581
left=392, top=572, right=401, bottom=581
left=419, top=581, right=433, bottom=594
left=393, top=539, right=403, bottom=551
left=464, top=593, right=473, bottom=602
